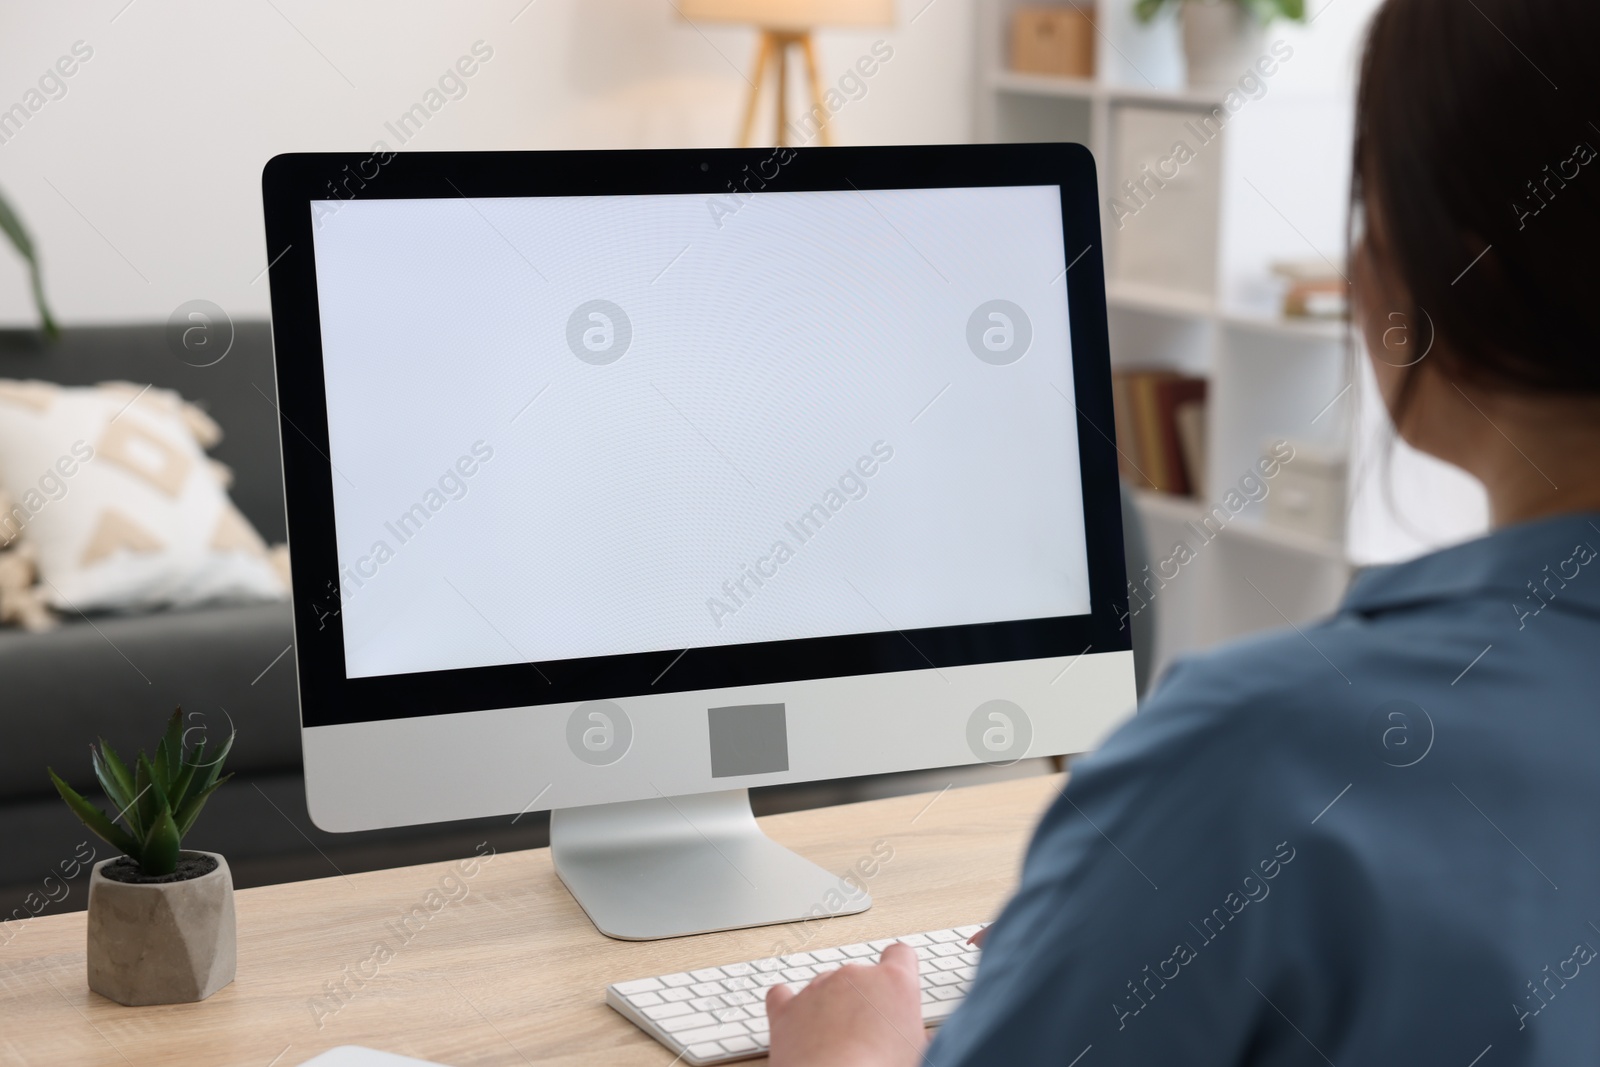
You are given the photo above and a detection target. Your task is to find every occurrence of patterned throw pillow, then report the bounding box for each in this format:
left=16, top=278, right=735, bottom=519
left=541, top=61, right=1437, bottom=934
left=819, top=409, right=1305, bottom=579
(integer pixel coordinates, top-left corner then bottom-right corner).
left=0, top=379, right=286, bottom=614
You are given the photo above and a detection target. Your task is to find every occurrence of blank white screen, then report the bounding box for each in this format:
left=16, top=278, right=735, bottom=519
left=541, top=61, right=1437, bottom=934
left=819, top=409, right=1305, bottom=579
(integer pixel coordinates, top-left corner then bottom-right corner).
left=310, top=185, right=1091, bottom=679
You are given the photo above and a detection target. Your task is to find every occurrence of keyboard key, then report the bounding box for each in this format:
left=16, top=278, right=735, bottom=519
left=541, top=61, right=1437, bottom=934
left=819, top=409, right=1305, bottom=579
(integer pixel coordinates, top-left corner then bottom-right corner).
left=661, top=987, right=695, bottom=1003
left=691, top=968, right=727, bottom=982
left=931, top=943, right=964, bottom=957
left=782, top=952, right=817, bottom=966
left=724, top=976, right=756, bottom=991
left=722, top=962, right=755, bottom=976
left=753, top=957, right=786, bottom=973
left=660, top=1012, right=717, bottom=1033
left=932, top=957, right=964, bottom=971
left=746, top=1016, right=770, bottom=1033
left=841, top=944, right=875, bottom=958
left=927, top=930, right=961, bottom=943
left=723, top=1035, right=759, bottom=1053
left=661, top=972, right=696, bottom=987
left=628, top=991, right=664, bottom=1007
left=900, top=934, right=932, bottom=946
left=690, top=982, right=723, bottom=997
left=614, top=977, right=665, bottom=996
left=643, top=1002, right=694, bottom=1021
left=782, top=967, right=816, bottom=982
left=715, top=1006, right=750, bottom=1022
left=812, top=948, right=846, bottom=961
left=690, top=996, right=725, bottom=1012
left=868, top=939, right=897, bottom=951
left=954, top=925, right=984, bottom=938
left=929, top=986, right=962, bottom=1001
left=956, top=966, right=977, bottom=981
left=687, top=1043, right=724, bottom=1059
left=724, top=990, right=758, bottom=1006
left=677, top=1023, right=750, bottom=1045
left=927, top=971, right=961, bottom=986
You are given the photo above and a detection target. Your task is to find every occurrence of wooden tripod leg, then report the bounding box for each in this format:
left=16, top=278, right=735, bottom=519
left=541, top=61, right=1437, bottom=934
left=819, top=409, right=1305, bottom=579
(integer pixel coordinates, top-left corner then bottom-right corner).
left=774, top=35, right=790, bottom=146
left=799, top=32, right=832, bottom=147
left=738, top=32, right=772, bottom=148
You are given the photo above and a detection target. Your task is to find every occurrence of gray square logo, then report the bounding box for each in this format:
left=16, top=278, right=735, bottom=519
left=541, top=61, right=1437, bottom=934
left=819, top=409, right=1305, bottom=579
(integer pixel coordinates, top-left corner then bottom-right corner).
left=707, top=703, right=789, bottom=778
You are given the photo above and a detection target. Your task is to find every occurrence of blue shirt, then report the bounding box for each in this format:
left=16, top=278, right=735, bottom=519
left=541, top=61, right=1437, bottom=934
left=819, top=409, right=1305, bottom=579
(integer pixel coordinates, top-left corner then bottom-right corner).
left=930, top=512, right=1600, bottom=1066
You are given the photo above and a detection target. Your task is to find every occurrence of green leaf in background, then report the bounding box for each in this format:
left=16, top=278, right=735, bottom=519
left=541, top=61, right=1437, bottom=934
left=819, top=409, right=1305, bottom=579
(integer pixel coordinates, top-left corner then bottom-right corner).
left=1135, top=0, right=1308, bottom=24
left=0, top=185, right=58, bottom=341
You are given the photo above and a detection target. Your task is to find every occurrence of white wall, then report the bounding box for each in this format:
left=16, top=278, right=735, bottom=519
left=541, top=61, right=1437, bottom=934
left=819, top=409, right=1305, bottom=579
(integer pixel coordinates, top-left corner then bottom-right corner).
left=0, top=0, right=974, bottom=328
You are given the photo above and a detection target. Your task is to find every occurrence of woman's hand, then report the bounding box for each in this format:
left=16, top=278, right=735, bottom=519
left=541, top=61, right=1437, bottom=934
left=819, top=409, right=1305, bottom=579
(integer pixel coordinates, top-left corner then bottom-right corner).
left=766, top=942, right=928, bottom=1067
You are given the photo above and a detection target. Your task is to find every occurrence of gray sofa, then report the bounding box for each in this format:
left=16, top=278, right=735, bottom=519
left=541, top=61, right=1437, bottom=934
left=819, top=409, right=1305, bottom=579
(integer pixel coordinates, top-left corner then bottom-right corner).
left=0, top=322, right=562, bottom=919
left=0, top=322, right=1154, bottom=920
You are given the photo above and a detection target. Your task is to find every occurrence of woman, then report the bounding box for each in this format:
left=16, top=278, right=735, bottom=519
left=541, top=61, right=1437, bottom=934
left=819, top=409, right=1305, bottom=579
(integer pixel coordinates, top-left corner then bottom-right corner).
left=767, top=0, right=1600, bottom=1063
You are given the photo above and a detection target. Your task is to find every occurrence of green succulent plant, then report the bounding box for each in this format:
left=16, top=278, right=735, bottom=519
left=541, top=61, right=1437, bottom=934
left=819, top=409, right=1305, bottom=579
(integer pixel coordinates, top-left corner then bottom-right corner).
left=1135, top=0, right=1306, bottom=23
left=49, top=709, right=234, bottom=877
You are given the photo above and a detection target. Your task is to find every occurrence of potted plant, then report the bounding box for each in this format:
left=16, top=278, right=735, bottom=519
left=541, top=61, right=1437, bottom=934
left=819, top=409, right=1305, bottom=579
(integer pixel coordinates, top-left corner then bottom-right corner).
left=49, top=709, right=237, bottom=1006
left=1135, top=0, right=1305, bottom=90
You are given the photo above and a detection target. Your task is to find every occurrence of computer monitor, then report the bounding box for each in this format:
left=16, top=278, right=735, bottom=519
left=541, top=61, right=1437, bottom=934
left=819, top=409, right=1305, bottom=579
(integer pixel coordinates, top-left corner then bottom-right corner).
left=261, top=144, right=1134, bottom=940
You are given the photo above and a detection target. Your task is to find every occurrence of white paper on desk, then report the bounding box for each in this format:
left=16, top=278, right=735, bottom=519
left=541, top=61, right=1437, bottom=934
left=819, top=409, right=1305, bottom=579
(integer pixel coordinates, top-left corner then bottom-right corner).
left=298, top=1047, right=454, bottom=1067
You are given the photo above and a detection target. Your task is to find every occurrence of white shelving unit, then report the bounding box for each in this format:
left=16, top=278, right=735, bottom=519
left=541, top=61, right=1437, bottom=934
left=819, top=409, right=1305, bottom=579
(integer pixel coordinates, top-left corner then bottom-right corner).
left=976, top=2, right=1358, bottom=678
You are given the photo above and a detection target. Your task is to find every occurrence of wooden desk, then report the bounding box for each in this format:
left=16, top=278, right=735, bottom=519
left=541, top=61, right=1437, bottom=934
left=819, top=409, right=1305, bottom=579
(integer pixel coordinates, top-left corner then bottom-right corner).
left=0, top=775, right=1060, bottom=1066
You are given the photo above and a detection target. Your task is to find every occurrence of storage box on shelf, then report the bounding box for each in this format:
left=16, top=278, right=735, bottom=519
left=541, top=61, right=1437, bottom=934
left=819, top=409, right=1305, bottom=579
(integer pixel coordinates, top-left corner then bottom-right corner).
left=975, top=0, right=1355, bottom=676
left=1010, top=7, right=1096, bottom=78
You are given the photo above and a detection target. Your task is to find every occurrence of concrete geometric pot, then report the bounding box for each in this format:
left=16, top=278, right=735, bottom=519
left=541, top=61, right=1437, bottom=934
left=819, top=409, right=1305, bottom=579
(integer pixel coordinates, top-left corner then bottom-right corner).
left=86, top=850, right=236, bottom=1006
left=1181, top=0, right=1269, bottom=89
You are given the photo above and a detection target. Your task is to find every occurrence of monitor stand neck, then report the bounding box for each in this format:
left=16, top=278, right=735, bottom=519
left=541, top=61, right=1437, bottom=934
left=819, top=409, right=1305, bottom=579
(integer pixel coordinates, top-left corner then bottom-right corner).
left=550, top=788, right=871, bottom=941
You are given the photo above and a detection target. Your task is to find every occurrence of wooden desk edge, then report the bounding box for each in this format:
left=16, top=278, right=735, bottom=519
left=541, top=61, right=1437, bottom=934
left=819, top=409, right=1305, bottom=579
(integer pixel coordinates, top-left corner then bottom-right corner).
left=1, top=772, right=1065, bottom=1067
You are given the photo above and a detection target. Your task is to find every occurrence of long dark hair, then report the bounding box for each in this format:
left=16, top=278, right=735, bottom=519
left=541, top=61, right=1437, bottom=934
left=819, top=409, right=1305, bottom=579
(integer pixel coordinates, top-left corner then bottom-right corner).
left=1354, top=0, right=1600, bottom=401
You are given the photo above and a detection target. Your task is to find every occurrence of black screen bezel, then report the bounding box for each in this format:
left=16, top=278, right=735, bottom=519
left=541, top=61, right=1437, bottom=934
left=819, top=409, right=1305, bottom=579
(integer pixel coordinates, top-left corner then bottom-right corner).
left=261, top=143, right=1129, bottom=730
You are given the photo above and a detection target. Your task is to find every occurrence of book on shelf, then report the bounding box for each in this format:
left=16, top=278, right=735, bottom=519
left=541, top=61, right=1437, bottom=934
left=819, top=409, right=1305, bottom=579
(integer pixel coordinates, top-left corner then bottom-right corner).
left=1110, top=369, right=1208, bottom=497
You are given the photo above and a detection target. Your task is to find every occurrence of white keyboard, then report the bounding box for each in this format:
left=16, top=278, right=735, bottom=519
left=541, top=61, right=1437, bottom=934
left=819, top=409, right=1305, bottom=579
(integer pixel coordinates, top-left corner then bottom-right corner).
left=606, top=924, right=986, bottom=1065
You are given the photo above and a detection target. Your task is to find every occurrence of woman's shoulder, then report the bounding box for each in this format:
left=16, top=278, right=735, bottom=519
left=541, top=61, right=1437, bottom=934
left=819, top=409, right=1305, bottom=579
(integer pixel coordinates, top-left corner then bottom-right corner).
left=1079, top=610, right=1437, bottom=796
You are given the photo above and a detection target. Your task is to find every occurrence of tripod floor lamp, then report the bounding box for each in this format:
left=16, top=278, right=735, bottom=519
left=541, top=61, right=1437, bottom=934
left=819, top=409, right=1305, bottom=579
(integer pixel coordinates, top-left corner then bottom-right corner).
left=677, top=0, right=895, bottom=147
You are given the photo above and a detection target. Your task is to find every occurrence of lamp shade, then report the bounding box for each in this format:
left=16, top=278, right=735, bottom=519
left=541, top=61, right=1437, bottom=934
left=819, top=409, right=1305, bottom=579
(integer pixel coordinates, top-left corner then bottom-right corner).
left=678, top=0, right=894, bottom=29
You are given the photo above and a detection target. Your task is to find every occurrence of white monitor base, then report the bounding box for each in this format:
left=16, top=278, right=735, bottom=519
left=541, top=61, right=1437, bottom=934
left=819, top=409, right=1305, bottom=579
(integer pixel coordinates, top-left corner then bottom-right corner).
left=550, top=789, right=870, bottom=941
